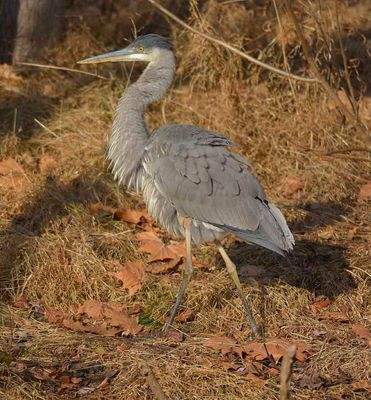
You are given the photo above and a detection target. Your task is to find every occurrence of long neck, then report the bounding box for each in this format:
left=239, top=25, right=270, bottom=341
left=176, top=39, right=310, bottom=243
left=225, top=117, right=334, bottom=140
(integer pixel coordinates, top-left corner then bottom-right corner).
left=107, top=49, right=175, bottom=190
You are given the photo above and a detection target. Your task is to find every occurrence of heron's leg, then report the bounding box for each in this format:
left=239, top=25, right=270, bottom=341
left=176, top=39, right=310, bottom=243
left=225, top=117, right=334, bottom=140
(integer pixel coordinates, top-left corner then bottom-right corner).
left=163, top=218, right=193, bottom=332
left=217, top=244, right=259, bottom=338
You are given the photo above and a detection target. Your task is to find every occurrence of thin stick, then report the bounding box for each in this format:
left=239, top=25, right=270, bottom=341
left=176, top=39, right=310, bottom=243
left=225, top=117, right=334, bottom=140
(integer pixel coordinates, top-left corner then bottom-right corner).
left=280, top=345, right=296, bottom=400
left=17, top=62, right=110, bottom=80
left=147, top=0, right=316, bottom=83
left=282, top=1, right=363, bottom=128
left=272, top=0, right=295, bottom=94
left=335, top=5, right=357, bottom=115
left=34, top=118, right=60, bottom=138
left=141, top=363, right=168, bottom=400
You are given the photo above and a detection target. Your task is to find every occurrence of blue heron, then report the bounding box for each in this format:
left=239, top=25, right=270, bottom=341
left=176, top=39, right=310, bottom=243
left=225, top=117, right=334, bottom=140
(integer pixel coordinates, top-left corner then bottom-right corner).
left=78, top=34, right=294, bottom=337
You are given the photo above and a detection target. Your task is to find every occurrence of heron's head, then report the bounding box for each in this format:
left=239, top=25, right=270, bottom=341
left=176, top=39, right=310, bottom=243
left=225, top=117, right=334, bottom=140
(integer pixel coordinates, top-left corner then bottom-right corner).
left=77, top=34, right=172, bottom=65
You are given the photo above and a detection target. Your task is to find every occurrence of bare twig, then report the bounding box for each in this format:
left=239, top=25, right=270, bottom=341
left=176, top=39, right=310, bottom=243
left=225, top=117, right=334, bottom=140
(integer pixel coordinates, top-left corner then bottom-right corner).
left=147, top=0, right=316, bottom=83
left=141, top=363, right=168, bottom=400
left=335, top=5, right=357, bottom=115
left=17, top=62, right=110, bottom=80
left=282, top=1, right=363, bottom=127
left=280, top=345, right=296, bottom=400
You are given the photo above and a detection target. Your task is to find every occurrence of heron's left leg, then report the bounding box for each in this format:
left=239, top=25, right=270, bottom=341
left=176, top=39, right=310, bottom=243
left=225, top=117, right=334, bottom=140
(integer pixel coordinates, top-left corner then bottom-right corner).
left=217, top=244, right=259, bottom=338
left=163, top=218, right=193, bottom=332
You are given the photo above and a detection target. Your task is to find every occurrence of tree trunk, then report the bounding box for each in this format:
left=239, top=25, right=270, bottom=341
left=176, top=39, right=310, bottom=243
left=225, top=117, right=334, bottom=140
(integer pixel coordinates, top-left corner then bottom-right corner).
left=12, top=0, right=64, bottom=64
left=0, top=0, right=19, bottom=63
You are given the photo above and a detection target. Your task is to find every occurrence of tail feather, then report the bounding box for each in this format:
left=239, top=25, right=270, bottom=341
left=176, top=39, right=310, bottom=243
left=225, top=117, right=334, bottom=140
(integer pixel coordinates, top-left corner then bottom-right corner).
left=212, top=201, right=294, bottom=256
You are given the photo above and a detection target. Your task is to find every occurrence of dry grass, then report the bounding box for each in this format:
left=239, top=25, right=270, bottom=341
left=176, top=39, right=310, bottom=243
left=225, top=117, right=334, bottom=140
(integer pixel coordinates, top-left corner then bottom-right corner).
left=1, top=1, right=370, bottom=399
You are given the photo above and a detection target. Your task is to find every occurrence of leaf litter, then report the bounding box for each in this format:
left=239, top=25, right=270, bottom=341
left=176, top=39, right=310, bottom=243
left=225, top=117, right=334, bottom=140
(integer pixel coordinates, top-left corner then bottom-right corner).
left=203, top=336, right=309, bottom=363
left=44, top=300, right=142, bottom=337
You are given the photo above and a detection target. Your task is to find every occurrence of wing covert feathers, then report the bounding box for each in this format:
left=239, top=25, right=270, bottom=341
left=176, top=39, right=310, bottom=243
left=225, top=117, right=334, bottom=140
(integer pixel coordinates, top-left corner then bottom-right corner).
left=147, top=124, right=294, bottom=254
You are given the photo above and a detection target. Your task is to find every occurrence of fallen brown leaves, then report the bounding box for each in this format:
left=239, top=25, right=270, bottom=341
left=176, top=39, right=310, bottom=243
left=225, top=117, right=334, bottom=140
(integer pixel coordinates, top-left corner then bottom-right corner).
left=136, top=231, right=186, bottom=262
left=351, top=324, right=371, bottom=344
left=136, top=231, right=186, bottom=274
left=44, top=300, right=142, bottom=336
left=113, top=260, right=147, bottom=296
left=203, top=336, right=309, bottom=364
left=88, top=203, right=149, bottom=224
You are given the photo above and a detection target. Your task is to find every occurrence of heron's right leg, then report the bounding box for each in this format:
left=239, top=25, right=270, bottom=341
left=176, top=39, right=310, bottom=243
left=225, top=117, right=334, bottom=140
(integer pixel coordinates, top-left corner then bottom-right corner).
left=217, top=244, right=259, bottom=338
left=163, top=218, right=193, bottom=332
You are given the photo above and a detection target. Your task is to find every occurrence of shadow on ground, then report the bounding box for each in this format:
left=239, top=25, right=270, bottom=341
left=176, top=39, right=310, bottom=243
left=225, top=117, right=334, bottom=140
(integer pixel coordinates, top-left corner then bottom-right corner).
left=1, top=176, right=356, bottom=304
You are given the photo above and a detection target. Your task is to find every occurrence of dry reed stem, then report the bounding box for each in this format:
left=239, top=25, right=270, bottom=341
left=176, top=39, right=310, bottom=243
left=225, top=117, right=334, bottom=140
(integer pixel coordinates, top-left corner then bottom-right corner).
left=148, top=0, right=316, bottom=83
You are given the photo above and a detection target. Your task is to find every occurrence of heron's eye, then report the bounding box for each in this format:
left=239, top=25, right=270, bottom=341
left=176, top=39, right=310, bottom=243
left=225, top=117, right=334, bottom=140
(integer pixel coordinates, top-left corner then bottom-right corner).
left=138, top=46, right=144, bottom=53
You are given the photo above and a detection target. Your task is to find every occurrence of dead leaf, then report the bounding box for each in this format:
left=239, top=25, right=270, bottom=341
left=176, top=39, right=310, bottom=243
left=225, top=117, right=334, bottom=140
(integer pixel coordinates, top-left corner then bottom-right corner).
left=221, top=361, right=239, bottom=371
left=88, top=203, right=115, bottom=217
left=62, top=319, right=123, bottom=337
left=113, top=261, right=147, bottom=296
left=352, top=380, right=371, bottom=392
left=351, top=324, right=371, bottom=343
left=0, top=158, right=26, bottom=189
left=76, top=300, right=142, bottom=335
left=244, top=338, right=308, bottom=363
left=71, top=377, right=82, bottom=384
left=13, top=295, right=29, bottom=309
left=203, top=336, right=238, bottom=356
left=45, top=307, right=65, bottom=324
left=178, top=309, right=194, bottom=323
left=244, top=373, right=268, bottom=386
left=39, top=154, right=57, bottom=175
left=358, top=181, right=371, bottom=202
left=323, top=312, right=349, bottom=323
left=285, top=177, right=304, bottom=195
left=145, top=258, right=183, bottom=274
left=114, top=208, right=148, bottom=224
left=311, top=297, right=332, bottom=309
left=297, top=373, right=326, bottom=389
left=136, top=231, right=186, bottom=262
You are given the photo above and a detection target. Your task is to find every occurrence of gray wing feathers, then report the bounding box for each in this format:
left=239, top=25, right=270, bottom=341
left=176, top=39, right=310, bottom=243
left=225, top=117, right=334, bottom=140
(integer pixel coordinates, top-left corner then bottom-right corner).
left=148, top=124, right=294, bottom=254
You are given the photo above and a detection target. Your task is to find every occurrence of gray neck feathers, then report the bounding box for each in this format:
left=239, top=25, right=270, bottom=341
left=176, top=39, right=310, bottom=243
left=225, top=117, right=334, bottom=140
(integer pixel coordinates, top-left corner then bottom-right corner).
left=107, top=49, right=176, bottom=190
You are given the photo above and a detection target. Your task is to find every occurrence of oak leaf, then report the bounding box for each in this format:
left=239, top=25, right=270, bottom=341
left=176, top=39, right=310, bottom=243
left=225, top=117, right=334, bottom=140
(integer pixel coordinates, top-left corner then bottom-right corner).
left=178, top=309, right=194, bottom=323
left=243, top=338, right=308, bottom=363
left=76, top=300, right=142, bottom=335
left=88, top=203, right=115, bottom=216
left=145, top=258, right=183, bottom=274
left=351, top=324, right=371, bottom=343
left=45, top=307, right=65, bottom=324
left=311, top=297, right=331, bottom=309
left=136, top=231, right=186, bottom=262
left=113, top=261, right=147, bottom=296
left=203, top=336, right=238, bottom=356
left=114, top=208, right=149, bottom=224
left=62, top=319, right=123, bottom=337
